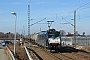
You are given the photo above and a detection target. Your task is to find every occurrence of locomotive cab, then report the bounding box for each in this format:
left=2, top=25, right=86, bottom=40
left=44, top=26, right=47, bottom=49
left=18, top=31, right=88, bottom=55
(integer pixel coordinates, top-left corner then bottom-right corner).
left=47, top=29, right=61, bottom=50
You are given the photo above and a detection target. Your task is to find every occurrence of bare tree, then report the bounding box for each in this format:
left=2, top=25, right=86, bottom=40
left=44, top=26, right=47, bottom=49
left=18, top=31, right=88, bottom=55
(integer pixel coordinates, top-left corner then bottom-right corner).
left=60, top=30, right=66, bottom=36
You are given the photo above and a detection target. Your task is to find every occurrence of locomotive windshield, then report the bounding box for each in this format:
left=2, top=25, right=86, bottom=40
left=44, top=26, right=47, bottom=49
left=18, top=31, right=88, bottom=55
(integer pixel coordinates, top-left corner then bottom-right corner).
left=48, top=34, right=54, bottom=38
left=48, top=31, right=60, bottom=38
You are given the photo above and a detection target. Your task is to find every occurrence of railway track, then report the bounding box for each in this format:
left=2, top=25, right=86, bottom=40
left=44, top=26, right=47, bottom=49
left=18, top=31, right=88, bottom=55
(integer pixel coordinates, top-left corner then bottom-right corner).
left=7, top=41, right=90, bottom=60
left=25, top=41, right=90, bottom=60
left=8, top=44, right=29, bottom=60
left=60, top=52, right=90, bottom=60
left=52, top=53, right=75, bottom=60
left=72, top=52, right=90, bottom=60
left=27, top=45, right=76, bottom=60
left=27, top=45, right=61, bottom=60
left=27, top=44, right=90, bottom=60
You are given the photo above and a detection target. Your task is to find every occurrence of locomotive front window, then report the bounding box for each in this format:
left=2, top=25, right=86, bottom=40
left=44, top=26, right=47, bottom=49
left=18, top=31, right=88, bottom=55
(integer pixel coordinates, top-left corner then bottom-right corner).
left=49, top=35, right=54, bottom=38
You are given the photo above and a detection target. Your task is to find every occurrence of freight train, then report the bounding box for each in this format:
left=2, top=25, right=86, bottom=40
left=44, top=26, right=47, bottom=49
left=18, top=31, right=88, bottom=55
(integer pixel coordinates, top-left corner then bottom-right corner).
left=30, top=29, right=61, bottom=50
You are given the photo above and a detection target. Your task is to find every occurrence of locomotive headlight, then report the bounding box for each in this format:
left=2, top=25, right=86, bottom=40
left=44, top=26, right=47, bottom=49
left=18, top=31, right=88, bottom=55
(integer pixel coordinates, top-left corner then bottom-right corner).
left=48, top=39, right=50, bottom=42
left=48, top=38, right=52, bottom=42
left=48, top=40, right=50, bottom=42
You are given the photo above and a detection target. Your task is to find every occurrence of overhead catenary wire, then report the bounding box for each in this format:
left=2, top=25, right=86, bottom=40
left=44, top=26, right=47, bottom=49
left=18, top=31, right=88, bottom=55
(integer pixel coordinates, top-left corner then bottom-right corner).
left=60, top=15, right=90, bottom=26
left=57, top=1, right=90, bottom=26
left=78, top=7, right=90, bottom=10
left=30, top=18, right=46, bottom=26
left=76, top=1, right=90, bottom=10
left=77, top=16, right=90, bottom=20
left=61, top=17, right=74, bottom=26
left=57, top=1, right=90, bottom=21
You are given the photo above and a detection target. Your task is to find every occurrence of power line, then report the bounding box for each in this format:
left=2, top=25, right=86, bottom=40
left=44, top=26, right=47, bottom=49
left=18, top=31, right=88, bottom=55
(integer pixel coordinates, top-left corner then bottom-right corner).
left=30, top=18, right=46, bottom=26
left=57, top=1, right=90, bottom=21
left=78, top=7, right=90, bottom=10
left=61, top=17, right=74, bottom=26
left=76, top=1, right=90, bottom=10
left=55, top=1, right=90, bottom=27
left=77, top=16, right=90, bottom=20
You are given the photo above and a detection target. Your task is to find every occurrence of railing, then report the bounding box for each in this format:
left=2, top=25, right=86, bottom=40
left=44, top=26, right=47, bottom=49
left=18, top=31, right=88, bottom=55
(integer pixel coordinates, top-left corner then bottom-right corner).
left=6, top=46, right=15, bottom=60
left=0, top=38, right=20, bottom=40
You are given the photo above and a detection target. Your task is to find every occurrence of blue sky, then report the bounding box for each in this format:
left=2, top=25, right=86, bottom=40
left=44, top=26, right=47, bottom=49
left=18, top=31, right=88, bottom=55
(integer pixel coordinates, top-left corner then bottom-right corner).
left=0, top=0, right=90, bottom=35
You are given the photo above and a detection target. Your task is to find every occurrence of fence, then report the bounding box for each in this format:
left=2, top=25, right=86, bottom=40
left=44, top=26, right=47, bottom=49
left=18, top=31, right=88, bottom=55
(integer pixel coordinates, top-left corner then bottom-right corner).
left=61, top=36, right=90, bottom=46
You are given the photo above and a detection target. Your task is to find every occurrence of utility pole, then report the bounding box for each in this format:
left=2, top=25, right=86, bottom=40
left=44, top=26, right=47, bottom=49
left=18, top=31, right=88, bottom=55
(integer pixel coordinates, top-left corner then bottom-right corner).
left=74, top=10, right=76, bottom=48
left=47, top=21, right=54, bottom=30
left=28, top=4, right=30, bottom=47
